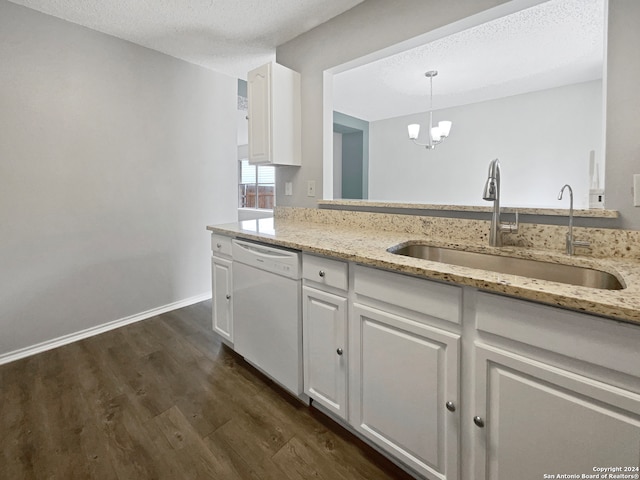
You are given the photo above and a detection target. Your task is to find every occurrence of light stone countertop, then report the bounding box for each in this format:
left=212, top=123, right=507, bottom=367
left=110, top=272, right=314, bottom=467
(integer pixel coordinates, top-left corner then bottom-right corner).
left=207, top=217, right=640, bottom=326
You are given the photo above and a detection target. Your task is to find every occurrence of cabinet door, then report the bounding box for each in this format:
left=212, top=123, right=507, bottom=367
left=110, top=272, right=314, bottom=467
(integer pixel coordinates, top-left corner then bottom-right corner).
left=211, top=256, right=233, bottom=343
left=473, top=345, right=640, bottom=480
left=303, top=286, right=348, bottom=419
left=247, top=63, right=271, bottom=164
left=350, top=303, right=460, bottom=480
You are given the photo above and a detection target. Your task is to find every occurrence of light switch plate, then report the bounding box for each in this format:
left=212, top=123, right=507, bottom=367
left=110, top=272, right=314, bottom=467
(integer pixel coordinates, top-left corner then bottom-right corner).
left=307, top=180, right=316, bottom=197
left=285, top=182, right=293, bottom=196
left=634, top=174, right=640, bottom=207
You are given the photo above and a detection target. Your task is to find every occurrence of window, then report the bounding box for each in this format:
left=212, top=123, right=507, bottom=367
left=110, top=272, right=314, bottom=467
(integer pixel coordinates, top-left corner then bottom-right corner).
left=239, top=160, right=275, bottom=210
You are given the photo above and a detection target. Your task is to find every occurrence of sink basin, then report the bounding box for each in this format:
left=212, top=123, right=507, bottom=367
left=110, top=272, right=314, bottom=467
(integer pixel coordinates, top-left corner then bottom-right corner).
left=388, top=244, right=624, bottom=290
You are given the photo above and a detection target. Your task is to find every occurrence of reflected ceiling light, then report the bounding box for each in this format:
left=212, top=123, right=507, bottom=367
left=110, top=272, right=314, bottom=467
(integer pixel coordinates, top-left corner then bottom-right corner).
left=407, top=70, right=452, bottom=150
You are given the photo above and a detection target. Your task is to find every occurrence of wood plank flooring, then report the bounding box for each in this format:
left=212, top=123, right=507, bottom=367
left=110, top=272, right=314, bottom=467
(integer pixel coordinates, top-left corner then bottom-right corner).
left=0, top=300, right=415, bottom=479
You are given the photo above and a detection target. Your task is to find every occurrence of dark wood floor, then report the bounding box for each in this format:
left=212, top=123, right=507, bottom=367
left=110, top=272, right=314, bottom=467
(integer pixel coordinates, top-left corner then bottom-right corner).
left=0, top=300, right=415, bottom=480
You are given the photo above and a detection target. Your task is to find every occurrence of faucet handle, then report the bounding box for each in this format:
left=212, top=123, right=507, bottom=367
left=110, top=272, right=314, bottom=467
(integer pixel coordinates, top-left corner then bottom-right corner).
left=501, top=210, right=519, bottom=234
left=566, top=233, right=590, bottom=255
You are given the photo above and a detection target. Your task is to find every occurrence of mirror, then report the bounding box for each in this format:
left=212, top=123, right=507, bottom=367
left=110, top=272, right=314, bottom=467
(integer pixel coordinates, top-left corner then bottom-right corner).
left=330, top=0, right=606, bottom=209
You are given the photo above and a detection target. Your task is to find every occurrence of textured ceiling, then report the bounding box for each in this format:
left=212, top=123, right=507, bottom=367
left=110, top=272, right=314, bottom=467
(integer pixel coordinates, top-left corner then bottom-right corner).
left=7, top=0, right=364, bottom=78
left=333, top=0, right=605, bottom=122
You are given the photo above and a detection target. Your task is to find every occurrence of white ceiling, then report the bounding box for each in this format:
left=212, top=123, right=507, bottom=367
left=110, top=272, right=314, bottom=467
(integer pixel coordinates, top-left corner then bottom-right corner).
left=7, top=0, right=365, bottom=79
left=333, top=0, right=605, bottom=122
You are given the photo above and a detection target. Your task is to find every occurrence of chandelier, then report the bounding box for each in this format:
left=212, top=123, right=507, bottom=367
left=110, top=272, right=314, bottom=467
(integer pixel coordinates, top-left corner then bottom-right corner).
left=407, top=70, right=452, bottom=150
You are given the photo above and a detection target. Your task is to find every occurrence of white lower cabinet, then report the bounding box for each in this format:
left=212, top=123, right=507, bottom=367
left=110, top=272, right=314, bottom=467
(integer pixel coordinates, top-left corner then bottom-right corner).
left=473, top=344, right=640, bottom=480
left=211, top=256, right=233, bottom=344
left=471, top=292, right=640, bottom=480
left=302, top=285, right=348, bottom=418
left=274, top=250, right=640, bottom=480
left=211, top=233, right=234, bottom=345
left=350, top=302, right=461, bottom=480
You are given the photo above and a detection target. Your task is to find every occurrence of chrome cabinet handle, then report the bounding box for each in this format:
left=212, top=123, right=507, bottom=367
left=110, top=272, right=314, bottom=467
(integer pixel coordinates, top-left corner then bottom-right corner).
left=226, top=294, right=231, bottom=300
left=473, top=416, right=485, bottom=428
left=446, top=401, right=456, bottom=412
left=336, top=348, right=343, bottom=356
left=318, top=270, right=326, bottom=278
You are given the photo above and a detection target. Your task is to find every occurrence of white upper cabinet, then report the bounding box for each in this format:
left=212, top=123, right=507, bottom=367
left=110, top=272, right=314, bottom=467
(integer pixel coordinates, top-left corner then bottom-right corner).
left=247, top=62, right=301, bottom=166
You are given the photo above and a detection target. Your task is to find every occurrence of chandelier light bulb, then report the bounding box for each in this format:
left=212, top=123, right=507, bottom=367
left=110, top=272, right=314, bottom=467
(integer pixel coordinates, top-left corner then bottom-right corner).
left=430, top=126, right=442, bottom=142
left=438, top=120, right=452, bottom=138
left=408, top=124, right=420, bottom=140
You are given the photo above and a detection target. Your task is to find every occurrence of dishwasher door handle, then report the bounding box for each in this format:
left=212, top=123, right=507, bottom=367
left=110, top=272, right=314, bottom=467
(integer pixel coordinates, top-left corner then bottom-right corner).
left=233, top=240, right=296, bottom=260
left=232, top=239, right=301, bottom=280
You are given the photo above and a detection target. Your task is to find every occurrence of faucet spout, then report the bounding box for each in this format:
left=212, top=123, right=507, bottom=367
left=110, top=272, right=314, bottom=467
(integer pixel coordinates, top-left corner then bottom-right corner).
left=558, top=184, right=590, bottom=255
left=483, top=159, right=502, bottom=246
left=482, top=159, right=500, bottom=201
left=482, top=159, right=518, bottom=247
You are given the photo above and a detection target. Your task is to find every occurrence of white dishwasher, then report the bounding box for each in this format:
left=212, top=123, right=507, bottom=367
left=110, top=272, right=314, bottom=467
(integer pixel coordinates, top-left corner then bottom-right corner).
left=231, top=239, right=303, bottom=396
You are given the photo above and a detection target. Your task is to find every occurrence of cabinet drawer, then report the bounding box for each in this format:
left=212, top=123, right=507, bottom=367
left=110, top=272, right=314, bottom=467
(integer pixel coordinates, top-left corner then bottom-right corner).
left=476, top=292, right=640, bottom=378
left=303, top=254, right=348, bottom=291
left=354, top=265, right=461, bottom=324
left=211, top=234, right=233, bottom=257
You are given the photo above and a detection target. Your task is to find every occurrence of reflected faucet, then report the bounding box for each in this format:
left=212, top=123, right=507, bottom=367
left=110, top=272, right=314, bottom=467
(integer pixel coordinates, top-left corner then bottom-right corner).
left=482, top=158, right=518, bottom=247
left=558, top=184, right=590, bottom=255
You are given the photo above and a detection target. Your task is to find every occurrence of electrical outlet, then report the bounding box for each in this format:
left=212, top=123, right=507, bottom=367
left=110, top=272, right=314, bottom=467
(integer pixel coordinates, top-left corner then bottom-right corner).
left=285, top=182, right=293, bottom=196
left=307, top=180, right=316, bottom=197
left=634, top=174, right=640, bottom=207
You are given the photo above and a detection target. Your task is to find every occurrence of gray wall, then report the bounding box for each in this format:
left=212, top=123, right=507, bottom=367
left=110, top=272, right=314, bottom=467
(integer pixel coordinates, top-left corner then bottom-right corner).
left=276, top=0, right=640, bottom=229
left=333, top=132, right=343, bottom=197
left=334, top=111, right=369, bottom=200
left=369, top=81, right=602, bottom=209
left=605, top=0, right=640, bottom=229
left=0, top=1, right=238, bottom=357
left=275, top=0, right=508, bottom=207
left=342, top=131, right=364, bottom=199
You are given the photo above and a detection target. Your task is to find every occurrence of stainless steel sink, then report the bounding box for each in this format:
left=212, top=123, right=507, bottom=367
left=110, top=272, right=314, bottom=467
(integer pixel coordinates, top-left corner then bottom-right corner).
left=388, top=244, right=624, bottom=290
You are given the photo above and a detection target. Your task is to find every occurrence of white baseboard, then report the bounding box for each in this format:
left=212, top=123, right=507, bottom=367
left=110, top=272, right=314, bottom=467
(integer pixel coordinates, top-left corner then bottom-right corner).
left=0, top=292, right=212, bottom=366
